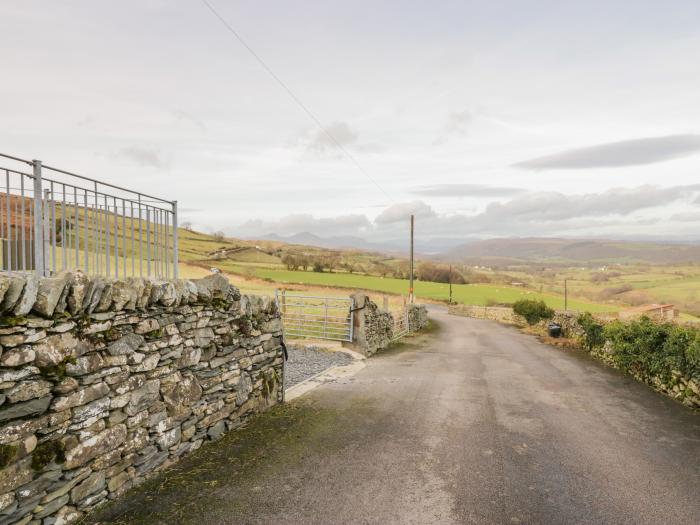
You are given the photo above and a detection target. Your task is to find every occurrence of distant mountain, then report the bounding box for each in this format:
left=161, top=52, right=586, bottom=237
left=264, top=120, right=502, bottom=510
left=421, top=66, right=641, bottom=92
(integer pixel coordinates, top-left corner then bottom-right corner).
left=446, top=237, right=700, bottom=265
left=257, top=232, right=471, bottom=254
left=257, top=232, right=389, bottom=252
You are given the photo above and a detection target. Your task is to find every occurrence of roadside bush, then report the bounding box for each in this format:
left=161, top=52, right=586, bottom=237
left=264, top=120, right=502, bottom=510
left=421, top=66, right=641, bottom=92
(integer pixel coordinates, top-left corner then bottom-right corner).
left=577, top=312, right=605, bottom=351
left=603, top=317, right=700, bottom=380
left=512, top=299, right=554, bottom=325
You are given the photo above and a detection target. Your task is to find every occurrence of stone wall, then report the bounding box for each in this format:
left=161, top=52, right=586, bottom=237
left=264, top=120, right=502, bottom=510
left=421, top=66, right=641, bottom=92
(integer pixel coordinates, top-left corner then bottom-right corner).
left=448, top=304, right=525, bottom=325
left=407, top=304, right=429, bottom=332
left=346, top=294, right=428, bottom=356
left=0, top=271, right=284, bottom=524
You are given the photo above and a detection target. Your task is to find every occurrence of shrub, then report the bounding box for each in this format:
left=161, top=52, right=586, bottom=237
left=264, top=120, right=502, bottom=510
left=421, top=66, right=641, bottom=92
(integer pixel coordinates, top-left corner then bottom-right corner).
left=577, top=312, right=605, bottom=351
left=603, top=316, right=700, bottom=380
left=512, top=299, right=554, bottom=325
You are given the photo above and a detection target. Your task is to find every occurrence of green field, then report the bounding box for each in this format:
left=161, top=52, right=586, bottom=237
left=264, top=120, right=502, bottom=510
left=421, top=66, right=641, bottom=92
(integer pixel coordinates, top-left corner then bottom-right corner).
left=216, top=262, right=616, bottom=312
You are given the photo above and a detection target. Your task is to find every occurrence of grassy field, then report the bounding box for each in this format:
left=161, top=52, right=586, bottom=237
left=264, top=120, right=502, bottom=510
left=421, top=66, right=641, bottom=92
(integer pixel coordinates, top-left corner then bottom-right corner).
left=211, top=261, right=616, bottom=312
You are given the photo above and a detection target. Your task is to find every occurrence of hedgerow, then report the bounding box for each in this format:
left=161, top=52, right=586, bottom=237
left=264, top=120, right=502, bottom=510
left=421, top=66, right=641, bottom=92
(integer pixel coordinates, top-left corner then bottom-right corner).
left=578, top=314, right=700, bottom=381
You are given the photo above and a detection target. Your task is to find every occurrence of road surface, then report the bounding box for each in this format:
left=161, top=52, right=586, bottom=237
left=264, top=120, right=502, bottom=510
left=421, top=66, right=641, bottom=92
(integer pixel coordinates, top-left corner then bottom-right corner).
left=91, top=308, right=700, bottom=524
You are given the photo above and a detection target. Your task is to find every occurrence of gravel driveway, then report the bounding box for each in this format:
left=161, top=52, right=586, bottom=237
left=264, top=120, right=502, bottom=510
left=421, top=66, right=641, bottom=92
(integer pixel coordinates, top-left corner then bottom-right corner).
left=284, top=344, right=354, bottom=388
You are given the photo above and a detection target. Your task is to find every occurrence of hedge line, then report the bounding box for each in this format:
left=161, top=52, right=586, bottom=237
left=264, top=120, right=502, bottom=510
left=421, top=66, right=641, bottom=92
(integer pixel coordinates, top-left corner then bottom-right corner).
left=577, top=314, right=700, bottom=381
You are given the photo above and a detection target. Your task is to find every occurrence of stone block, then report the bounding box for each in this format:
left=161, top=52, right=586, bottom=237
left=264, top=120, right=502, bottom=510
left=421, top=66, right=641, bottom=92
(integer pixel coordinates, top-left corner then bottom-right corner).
left=64, top=424, right=127, bottom=469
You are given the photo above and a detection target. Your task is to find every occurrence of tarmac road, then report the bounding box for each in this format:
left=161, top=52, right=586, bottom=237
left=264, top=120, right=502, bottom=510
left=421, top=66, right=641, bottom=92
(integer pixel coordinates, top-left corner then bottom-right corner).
left=91, top=307, right=700, bottom=525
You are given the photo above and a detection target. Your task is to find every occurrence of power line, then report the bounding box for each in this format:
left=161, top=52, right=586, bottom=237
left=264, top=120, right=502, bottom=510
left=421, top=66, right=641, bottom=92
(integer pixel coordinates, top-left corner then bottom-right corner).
left=199, top=0, right=394, bottom=203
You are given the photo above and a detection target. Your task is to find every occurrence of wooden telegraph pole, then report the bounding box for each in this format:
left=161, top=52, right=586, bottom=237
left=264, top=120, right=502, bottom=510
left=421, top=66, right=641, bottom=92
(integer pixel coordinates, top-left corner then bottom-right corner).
left=409, top=214, right=414, bottom=304
left=449, top=264, right=453, bottom=304
left=564, top=279, right=568, bottom=312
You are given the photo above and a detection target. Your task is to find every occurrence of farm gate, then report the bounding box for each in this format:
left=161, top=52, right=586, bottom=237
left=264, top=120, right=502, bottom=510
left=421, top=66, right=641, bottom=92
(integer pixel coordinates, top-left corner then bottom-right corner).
left=275, top=290, right=355, bottom=342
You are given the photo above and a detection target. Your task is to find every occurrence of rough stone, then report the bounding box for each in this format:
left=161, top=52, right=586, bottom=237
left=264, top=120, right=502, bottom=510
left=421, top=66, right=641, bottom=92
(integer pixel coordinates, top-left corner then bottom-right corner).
left=125, top=380, right=160, bottom=416
left=1, top=276, right=26, bottom=313
left=64, top=424, right=127, bottom=469
left=34, top=333, right=78, bottom=367
left=6, top=380, right=52, bottom=403
left=107, top=333, right=144, bottom=356
left=70, top=471, right=105, bottom=504
left=0, top=346, right=36, bottom=367
left=0, top=457, right=33, bottom=493
left=32, top=273, right=70, bottom=317
left=13, top=275, right=39, bottom=316
left=0, top=395, right=51, bottom=423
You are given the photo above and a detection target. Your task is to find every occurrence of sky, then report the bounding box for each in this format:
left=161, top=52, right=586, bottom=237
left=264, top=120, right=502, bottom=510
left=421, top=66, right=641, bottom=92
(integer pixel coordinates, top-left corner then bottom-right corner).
left=2, top=0, right=700, bottom=245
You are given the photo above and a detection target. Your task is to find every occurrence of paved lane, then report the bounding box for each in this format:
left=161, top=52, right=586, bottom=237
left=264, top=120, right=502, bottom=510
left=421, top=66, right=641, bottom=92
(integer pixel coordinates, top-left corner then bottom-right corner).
left=92, top=308, right=700, bottom=524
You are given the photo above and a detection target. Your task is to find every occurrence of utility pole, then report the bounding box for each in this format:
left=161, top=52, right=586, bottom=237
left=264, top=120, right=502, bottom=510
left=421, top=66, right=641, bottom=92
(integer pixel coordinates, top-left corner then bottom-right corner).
left=409, top=214, right=414, bottom=303
left=449, top=264, right=453, bottom=304
left=564, top=279, right=568, bottom=312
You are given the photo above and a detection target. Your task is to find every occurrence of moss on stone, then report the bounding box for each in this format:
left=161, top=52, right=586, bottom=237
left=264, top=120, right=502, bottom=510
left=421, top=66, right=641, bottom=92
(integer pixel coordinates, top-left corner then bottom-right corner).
left=31, top=439, right=66, bottom=471
left=0, top=315, right=27, bottom=327
left=0, top=444, right=18, bottom=468
left=38, top=356, right=77, bottom=382
left=211, top=298, right=231, bottom=311
left=145, top=328, right=163, bottom=339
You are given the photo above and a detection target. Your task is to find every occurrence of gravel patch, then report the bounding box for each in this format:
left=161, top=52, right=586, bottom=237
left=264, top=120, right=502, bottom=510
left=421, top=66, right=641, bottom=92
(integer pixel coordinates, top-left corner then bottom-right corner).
left=284, top=344, right=354, bottom=388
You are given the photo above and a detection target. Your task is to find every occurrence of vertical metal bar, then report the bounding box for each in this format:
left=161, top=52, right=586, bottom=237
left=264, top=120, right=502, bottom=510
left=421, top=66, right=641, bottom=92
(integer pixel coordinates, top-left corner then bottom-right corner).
left=172, top=200, right=179, bottom=279
left=92, top=183, right=98, bottom=274
left=21, top=175, right=26, bottom=272
left=122, top=199, right=126, bottom=277
left=13, top=182, right=19, bottom=272
left=138, top=195, right=143, bottom=277
left=4, top=171, right=10, bottom=273
left=105, top=194, right=110, bottom=277
left=349, top=297, right=355, bottom=342
left=83, top=189, right=88, bottom=273
left=0, top=172, right=4, bottom=272
left=146, top=207, right=151, bottom=276
left=156, top=209, right=161, bottom=278
left=164, top=209, right=169, bottom=278
left=43, top=189, right=50, bottom=275
left=153, top=208, right=158, bottom=277
left=113, top=196, right=118, bottom=278
left=61, top=184, right=66, bottom=271
left=50, top=182, right=56, bottom=274
left=130, top=201, right=135, bottom=277
left=324, top=298, right=328, bottom=339
left=71, top=187, right=77, bottom=270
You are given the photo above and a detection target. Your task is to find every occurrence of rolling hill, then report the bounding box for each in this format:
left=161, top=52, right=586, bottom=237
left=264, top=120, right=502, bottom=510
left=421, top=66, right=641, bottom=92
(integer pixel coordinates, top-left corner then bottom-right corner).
left=446, top=238, right=700, bottom=265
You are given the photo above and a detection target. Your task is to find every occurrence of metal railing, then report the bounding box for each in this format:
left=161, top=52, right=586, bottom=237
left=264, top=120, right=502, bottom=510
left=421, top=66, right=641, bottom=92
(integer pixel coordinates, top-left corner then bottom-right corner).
left=0, top=153, right=178, bottom=278
left=276, top=291, right=355, bottom=342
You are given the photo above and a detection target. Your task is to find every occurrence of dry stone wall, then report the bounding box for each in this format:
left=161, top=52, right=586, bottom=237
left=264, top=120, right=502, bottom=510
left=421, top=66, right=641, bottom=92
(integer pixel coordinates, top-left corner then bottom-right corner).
left=0, top=271, right=284, bottom=525
left=407, top=304, right=429, bottom=332
left=347, top=294, right=428, bottom=356
left=448, top=304, right=525, bottom=325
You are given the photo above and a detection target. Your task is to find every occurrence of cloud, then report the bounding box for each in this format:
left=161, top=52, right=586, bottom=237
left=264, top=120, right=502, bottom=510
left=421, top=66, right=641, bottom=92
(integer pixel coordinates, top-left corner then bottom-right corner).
left=304, top=121, right=358, bottom=155
left=235, top=213, right=372, bottom=238
left=234, top=185, right=700, bottom=241
left=473, top=185, right=700, bottom=223
left=374, top=201, right=437, bottom=224
left=670, top=212, right=700, bottom=222
left=411, top=184, right=525, bottom=198
left=433, top=109, right=477, bottom=145
left=114, top=146, right=166, bottom=168
left=172, top=110, right=206, bottom=132
left=444, top=110, right=474, bottom=135
left=515, top=134, right=700, bottom=170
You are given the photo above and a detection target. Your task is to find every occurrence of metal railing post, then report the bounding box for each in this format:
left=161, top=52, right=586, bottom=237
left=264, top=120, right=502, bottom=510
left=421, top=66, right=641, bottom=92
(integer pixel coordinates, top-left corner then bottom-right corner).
left=32, top=160, right=44, bottom=276
left=172, top=200, right=179, bottom=278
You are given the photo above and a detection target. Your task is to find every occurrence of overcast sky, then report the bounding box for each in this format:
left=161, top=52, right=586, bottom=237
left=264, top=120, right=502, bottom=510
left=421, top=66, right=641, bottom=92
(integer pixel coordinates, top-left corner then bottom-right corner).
left=2, top=1, right=700, bottom=242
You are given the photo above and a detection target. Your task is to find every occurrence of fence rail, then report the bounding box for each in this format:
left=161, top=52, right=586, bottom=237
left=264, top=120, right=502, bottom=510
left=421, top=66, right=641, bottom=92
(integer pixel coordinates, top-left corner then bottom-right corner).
left=276, top=291, right=354, bottom=342
left=0, top=153, right=178, bottom=278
